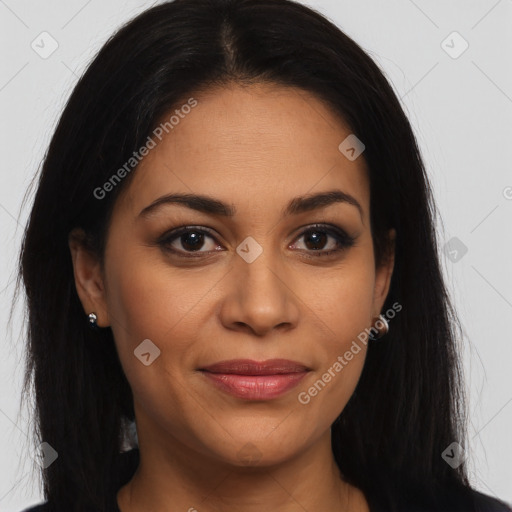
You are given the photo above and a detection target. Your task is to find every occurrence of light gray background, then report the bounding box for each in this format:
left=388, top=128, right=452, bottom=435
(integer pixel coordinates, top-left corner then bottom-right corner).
left=1, top=1, right=511, bottom=510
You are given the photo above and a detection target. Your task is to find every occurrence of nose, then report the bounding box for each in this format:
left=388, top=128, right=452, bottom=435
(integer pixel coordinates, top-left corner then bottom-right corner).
left=218, top=247, right=301, bottom=337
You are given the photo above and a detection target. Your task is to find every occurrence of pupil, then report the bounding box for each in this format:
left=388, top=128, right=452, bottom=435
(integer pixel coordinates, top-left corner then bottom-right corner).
left=305, top=231, right=326, bottom=250
left=182, top=232, right=204, bottom=251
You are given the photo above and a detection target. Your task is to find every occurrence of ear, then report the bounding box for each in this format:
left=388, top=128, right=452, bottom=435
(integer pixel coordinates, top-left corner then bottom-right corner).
left=68, top=228, right=110, bottom=327
left=373, top=228, right=396, bottom=316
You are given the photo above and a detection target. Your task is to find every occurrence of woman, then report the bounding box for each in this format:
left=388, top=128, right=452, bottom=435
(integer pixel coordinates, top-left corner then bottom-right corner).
left=17, top=0, right=511, bottom=511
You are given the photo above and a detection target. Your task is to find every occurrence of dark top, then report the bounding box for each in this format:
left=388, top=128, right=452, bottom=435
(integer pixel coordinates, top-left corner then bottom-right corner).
left=21, top=447, right=512, bottom=512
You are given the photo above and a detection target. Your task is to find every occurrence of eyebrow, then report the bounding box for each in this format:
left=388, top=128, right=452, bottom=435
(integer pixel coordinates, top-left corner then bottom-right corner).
left=138, top=189, right=363, bottom=221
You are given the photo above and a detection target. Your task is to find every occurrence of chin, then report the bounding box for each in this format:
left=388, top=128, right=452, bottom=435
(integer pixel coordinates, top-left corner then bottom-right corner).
left=201, top=430, right=307, bottom=469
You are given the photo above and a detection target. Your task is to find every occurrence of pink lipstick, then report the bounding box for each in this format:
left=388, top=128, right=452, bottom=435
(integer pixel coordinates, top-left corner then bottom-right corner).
left=199, top=359, right=310, bottom=400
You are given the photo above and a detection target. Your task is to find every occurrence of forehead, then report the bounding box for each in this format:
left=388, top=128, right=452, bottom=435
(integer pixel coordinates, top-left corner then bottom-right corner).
left=116, top=83, right=370, bottom=221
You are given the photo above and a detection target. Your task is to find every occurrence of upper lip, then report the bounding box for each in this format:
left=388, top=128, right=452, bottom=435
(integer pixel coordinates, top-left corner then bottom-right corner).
left=199, top=359, right=311, bottom=375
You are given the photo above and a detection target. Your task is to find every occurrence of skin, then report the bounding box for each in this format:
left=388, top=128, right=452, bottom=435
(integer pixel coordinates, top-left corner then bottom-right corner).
left=69, top=82, right=395, bottom=512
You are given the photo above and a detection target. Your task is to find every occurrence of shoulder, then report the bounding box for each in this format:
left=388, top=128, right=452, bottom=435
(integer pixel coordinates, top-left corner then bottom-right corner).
left=438, top=485, right=512, bottom=512
left=20, top=505, right=51, bottom=512
left=366, top=483, right=511, bottom=512
left=469, top=489, right=512, bottom=512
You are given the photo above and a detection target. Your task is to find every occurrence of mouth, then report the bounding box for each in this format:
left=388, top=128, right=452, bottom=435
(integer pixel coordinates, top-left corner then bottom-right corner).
left=199, top=358, right=311, bottom=375
left=198, top=359, right=311, bottom=400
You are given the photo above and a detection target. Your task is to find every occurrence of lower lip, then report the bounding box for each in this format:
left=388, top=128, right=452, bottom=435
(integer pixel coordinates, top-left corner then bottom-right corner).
left=200, top=371, right=309, bottom=400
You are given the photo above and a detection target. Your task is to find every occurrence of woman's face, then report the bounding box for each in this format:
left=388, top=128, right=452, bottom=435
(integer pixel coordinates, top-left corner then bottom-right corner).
left=72, top=83, right=394, bottom=467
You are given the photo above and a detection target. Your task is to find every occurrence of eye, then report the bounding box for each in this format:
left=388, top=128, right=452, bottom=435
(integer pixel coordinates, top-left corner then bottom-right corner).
left=157, top=226, right=221, bottom=257
left=289, top=224, right=356, bottom=257
left=157, top=223, right=356, bottom=259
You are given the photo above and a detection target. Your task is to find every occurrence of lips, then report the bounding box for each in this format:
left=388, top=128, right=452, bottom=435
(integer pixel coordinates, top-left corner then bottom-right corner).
left=199, top=359, right=311, bottom=400
left=199, top=358, right=311, bottom=375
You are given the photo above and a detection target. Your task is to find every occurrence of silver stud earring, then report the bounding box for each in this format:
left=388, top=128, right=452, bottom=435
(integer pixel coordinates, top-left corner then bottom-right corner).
left=88, top=312, right=98, bottom=329
left=368, top=314, right=389, bottom=341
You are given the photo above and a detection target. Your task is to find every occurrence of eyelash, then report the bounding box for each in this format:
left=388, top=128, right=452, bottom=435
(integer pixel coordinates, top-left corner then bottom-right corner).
left=156, top=224, right=357, bottom=259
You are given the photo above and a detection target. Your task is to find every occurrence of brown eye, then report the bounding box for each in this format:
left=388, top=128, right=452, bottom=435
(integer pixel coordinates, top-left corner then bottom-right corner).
left=291, top=225, right=356, bottom=256
left=179, top=231, right=206, bottom=251
left=158, top=226, right=222, bottom=257
left=157, top=223, right=356, bottom=260
left=303, top=230, right=329, bottom=251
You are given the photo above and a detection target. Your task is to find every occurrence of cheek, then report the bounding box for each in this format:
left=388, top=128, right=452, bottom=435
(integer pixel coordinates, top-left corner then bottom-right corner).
left=311, top=250, right=376, bottom=347
left=104, top=240, right=204, bottom=343
left=297, top=254, right=375, bottom=423
left=103, top=246, right=206, bottom=437
left=103, top=240, right=218, bottom=386
left=297, top=298, right=370, bottom=433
